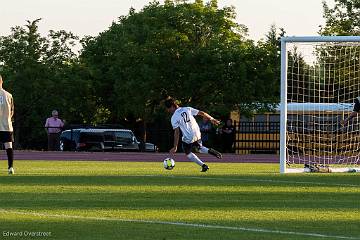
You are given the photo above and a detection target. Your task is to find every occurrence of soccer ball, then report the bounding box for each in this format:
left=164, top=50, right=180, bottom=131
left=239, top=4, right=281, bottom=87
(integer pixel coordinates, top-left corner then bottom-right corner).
left=163, top=158, right=175, bottom=170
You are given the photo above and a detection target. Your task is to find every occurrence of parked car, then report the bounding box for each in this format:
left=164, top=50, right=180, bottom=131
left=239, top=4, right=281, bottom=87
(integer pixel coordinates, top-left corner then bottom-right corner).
left=59, top=128, right=157, bottom=152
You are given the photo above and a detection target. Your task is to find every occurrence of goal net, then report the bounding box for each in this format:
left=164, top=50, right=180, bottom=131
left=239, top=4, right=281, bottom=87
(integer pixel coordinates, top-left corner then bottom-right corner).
left=280, top=36, right=360, bottom=173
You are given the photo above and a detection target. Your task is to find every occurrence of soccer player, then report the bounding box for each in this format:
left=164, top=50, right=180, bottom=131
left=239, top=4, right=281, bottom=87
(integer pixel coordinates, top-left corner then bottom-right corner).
left=164, top=97, right=222, bottom=172
left=0, top=74, right=15, bottom=174
left=341, top=97, right=360, bottom=126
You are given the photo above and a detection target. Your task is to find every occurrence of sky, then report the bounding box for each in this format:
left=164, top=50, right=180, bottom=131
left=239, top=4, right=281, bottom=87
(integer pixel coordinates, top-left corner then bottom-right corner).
left=0, top=0, right=335, bottom=41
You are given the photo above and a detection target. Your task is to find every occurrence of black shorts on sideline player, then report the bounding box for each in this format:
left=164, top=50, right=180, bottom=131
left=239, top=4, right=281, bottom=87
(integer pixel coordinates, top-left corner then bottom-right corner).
left=0, top=131, right=14, bottom=143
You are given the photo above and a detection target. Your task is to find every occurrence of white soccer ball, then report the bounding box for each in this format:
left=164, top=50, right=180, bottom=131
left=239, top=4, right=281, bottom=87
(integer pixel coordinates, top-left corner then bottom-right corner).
left=163, top=158, right=175, bottom=170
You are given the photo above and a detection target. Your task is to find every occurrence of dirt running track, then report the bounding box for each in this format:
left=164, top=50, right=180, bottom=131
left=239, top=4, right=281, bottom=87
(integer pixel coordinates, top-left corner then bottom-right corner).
left=0, top=151, right=279, bottom=163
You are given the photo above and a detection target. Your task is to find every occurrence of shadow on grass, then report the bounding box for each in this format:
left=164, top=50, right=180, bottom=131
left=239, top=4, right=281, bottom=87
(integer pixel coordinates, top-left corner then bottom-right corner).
left=0, top=174, right=359, bottom=186
left=0, top=175, right=358, bottom=211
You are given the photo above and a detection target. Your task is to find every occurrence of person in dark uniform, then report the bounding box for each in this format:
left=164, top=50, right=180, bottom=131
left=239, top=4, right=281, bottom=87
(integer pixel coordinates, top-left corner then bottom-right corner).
left=221, top=119, right=236, bottom=153
left=341, top=97, right=360, bottom=126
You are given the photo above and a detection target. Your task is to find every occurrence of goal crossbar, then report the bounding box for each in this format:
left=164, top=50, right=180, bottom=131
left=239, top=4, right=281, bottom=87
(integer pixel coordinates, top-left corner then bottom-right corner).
left=281, top=36, right=360, bottom=43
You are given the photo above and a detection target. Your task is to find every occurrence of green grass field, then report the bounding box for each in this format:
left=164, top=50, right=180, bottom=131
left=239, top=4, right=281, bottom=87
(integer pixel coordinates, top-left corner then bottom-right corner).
left=0, top=160, right=359, bottom=240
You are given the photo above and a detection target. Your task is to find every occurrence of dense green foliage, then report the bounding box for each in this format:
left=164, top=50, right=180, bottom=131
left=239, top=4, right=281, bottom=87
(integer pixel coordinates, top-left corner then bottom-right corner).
left=0, top=0, right=284, bottom=148
left=81, top=0, right=282, bottom=140
left=82, top=1, right=281, bottom=117
left=321, top=0, right=360, bottom=35
left=5, top=0, right=360, bottom=149
left=0, top=19, right=77, bottom=148
left=0, top=161, right=358, bottom=240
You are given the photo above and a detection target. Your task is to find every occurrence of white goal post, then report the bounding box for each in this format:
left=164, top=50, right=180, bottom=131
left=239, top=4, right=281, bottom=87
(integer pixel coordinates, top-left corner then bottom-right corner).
left=280, top=36, right=360, bottom=173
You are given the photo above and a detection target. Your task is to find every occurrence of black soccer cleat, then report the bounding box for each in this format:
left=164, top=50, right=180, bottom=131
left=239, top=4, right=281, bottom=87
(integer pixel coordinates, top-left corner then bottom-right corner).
left=201, top=164, right=209, bottom=172
left=208, top=148, right=222, bottom=159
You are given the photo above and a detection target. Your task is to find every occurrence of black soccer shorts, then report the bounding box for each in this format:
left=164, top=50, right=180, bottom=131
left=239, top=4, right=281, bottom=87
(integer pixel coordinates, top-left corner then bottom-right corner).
left=182, top=140, right=202, bottom=155
left=0, top=131, right=14, bottom=143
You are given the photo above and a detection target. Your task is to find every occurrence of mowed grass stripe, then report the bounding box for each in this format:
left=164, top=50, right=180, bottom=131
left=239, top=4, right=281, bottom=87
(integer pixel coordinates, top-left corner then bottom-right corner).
left=3, top=160, right=359, bottom=187
left=164, top=175, right=360, bottom=187
left=0, top=209, right=359, bottom=240
left=0, top=161, right=358, bottom=240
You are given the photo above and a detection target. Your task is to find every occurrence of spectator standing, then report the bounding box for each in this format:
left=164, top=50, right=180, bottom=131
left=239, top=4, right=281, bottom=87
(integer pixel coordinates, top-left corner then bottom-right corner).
left=221, top=119, right=236, bottom=153
left=199, top=118, right=212, bottom=145
left=44, top=110, right=64, bottom=151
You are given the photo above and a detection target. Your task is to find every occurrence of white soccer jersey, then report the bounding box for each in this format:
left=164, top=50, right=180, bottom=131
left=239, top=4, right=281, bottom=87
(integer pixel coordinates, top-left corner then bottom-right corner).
left=171, top=107, right=201, bottom=144
left=0, top=88, right=13, bottom=132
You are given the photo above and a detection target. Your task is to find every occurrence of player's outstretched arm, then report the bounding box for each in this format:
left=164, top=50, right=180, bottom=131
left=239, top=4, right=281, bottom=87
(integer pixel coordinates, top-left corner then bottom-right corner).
left=198, top=111, right=220, bottom=126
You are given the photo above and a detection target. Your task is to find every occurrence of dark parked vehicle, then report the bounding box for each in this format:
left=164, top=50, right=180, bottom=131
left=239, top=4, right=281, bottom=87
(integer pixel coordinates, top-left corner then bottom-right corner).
left=59, top=128, right=157, bottom=152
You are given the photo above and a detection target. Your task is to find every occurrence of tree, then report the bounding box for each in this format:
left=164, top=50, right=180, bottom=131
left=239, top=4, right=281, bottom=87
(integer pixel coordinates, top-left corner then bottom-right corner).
left=321, top=0, right=360, bottom=35
left=247, top=25, right=284, bottom=113
left=0, top=19, right=96, bottom=148
left=81, top=0, right=280, bottom=142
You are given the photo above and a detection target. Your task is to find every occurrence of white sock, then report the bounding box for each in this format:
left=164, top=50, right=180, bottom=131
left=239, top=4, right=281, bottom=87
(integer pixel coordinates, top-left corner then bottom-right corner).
left=187, top=153, right=204, bottom=166
left=199, top=146, right=209, bottom=154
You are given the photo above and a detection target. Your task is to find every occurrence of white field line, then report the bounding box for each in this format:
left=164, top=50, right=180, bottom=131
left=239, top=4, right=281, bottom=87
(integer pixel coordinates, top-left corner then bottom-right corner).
left=131, top=175, right=360, bottom=188
left=0, top=209, right=358, bottom=240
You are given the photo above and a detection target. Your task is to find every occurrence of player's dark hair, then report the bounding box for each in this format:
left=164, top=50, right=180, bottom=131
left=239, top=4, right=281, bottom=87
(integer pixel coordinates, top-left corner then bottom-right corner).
left=164, top=98, right=176, bottom=109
